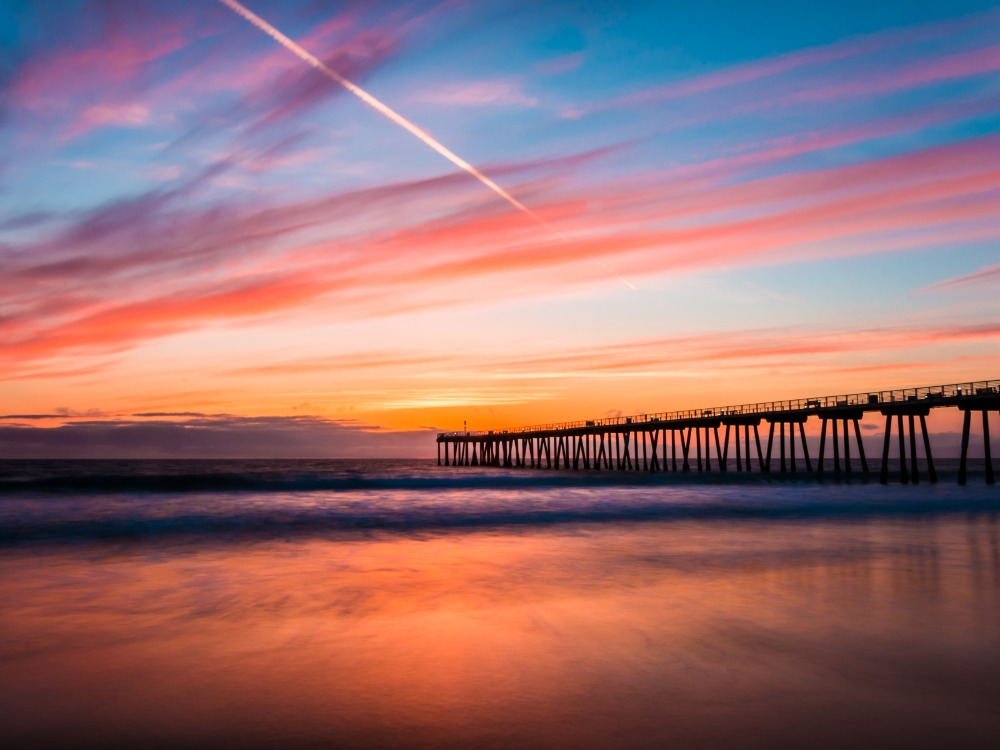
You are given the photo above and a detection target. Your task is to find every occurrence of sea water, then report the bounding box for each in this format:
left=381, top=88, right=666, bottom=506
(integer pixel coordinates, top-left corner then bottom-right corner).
left=2, top=459, right=999, bottom=749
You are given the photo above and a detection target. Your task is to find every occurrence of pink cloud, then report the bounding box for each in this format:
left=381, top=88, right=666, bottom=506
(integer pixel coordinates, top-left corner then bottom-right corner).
left=646, top=95, right=1000, bottom=186
left=153, top=8, right=427, bottom=152
left=12, top=23, right=188, bottom=115
left=3, top=134, right=999, bottom=372
left=535, top=52, right=585, bottom=76
left=7, top=2, right=415, bottom=147
left=4, top=3, right=198, bottom=143
left=63, top=103, right=152, bottom=140
left=751, top=43, right=1000, bottom=110
left=410, top=80, right=538, bottom=107
left=348, top=135, right=1000, bottom=290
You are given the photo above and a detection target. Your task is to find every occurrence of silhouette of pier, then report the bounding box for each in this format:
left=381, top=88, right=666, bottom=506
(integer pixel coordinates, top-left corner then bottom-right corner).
left=437, top=380, right=999, bottom=485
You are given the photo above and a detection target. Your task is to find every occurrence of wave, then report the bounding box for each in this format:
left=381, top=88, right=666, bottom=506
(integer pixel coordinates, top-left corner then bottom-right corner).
left=1, top=486, right=998, bottom=545
left=0, top=471, right=855, bottom=494
left=0, top=458, right=986, bottom=495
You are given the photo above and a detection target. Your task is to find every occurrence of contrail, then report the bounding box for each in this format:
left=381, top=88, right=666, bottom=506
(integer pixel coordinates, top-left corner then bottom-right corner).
left=217, top=0, right=635, bottom=289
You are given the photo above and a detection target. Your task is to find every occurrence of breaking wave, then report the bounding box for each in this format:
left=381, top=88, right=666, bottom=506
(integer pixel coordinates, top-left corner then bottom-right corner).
left=0, top=458, right=996, bottom=545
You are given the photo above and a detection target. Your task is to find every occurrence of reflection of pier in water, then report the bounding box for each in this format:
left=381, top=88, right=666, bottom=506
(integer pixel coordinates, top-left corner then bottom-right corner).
left=437, top=380, right=1000, bottom=485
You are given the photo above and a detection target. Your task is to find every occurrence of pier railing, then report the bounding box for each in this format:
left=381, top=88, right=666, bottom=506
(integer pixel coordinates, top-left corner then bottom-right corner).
left=439, top=379, right=1000, bottom=437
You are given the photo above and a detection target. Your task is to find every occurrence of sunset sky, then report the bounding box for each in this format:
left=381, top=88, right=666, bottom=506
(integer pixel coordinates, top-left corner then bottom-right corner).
left=1, top=0, right=999, bottom=457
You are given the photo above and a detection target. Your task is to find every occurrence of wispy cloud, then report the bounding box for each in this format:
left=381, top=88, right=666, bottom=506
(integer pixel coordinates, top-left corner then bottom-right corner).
left=0, top=210, right=54, bottom=231
left=229, top=352, right=452, bottom=376
left=64, top=103, right=151, bottom=140
left=10, top=14, right=189, bottom=114
left=215, top=321, right=1000, bottom=390
left=918, top=262, right=1000, bottom=292
left=2, top=134, right=998, bottom=372
left=409, top=80, right=538, bottom=107
left=4, top=0, right=436, bottom=153
left=745, top=43, right=1000, bottom=111
left=456, top=322, right=1000, bottom=384
left=535, top=52, right=584, bottom=76
left=581, top=8, right=1000, bottom=116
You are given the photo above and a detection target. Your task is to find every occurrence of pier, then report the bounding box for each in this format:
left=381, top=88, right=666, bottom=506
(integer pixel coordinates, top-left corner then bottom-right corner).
left=437, top=380, right=1000, bottom=484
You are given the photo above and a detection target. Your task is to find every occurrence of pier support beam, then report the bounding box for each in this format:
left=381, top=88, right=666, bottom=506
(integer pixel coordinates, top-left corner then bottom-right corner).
left=763, top=417, right=807, bottom=473
left=718, top=419, right=751, bottom=472
left=880, top=415, right=891, bottom=484
left=958, top=405, right=998, bottom=485
left=986, top=410, right=995, bottom=485
left=897, top=414, right=907, bottom=484
left=852, top=419, right=868, bottom=475
left=832, top=418, right=840, bottom=473
left=843, top=419, right=851, bottom=474
left=818, top=411, right=866, bottom=478
left=765, top=422, right=775, bottom=473
left=879, top=406, right=934, bottom=485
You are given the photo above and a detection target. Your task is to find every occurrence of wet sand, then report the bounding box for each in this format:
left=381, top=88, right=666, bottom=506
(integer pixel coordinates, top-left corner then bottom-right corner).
left=3, top=511, right=999, bottom=749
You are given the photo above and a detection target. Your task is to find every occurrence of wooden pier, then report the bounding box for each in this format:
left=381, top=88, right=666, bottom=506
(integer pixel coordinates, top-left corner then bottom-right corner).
left=437, top=380, right=1000, bottom=485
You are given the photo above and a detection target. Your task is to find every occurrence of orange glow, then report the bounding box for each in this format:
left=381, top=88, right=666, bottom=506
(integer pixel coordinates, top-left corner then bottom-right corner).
left=3, top=517, right=999, bottom=745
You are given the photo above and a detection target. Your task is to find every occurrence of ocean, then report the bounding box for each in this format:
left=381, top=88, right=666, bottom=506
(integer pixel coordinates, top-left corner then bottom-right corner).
left=2, top=459, right=999, bottom=749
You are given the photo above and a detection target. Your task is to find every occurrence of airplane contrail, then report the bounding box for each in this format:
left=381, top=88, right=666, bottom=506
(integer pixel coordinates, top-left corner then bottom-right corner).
left=217, top=0, right=635, bottom=289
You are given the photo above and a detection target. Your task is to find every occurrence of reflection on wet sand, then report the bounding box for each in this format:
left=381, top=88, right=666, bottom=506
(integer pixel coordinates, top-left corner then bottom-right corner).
left=2, top=515, right=999, bottom=749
